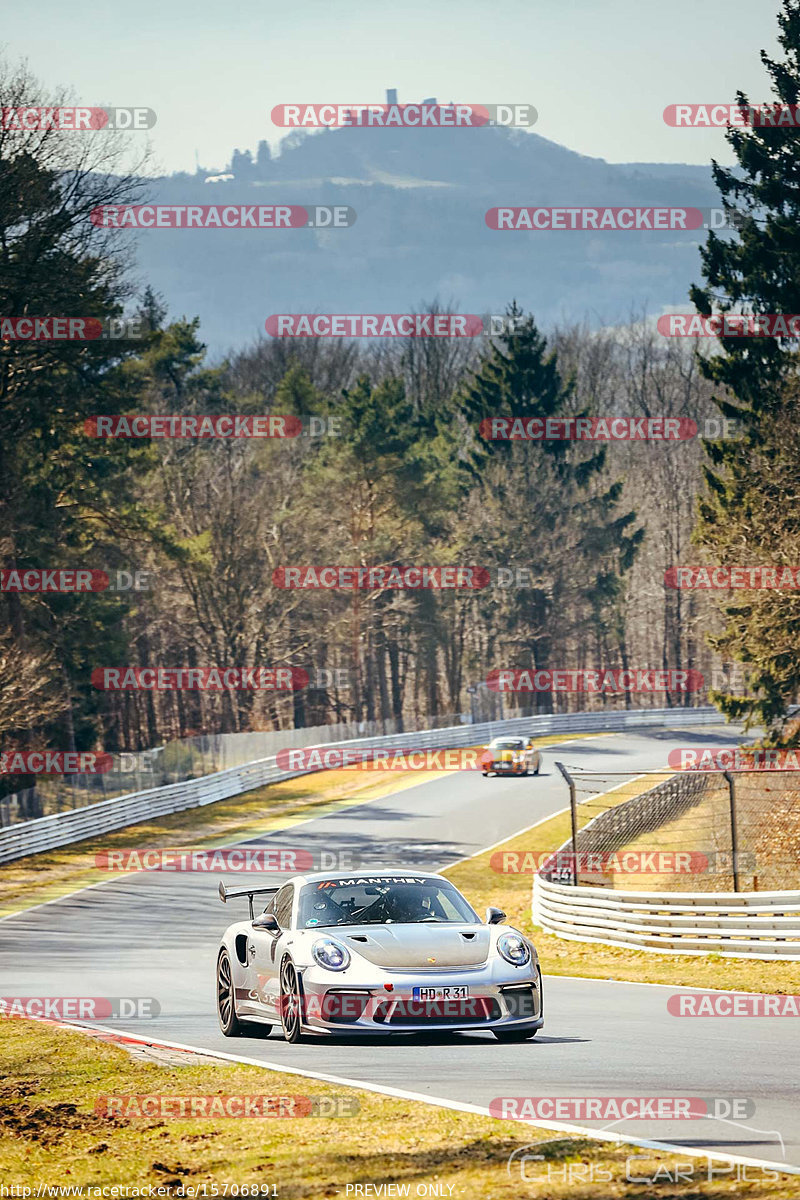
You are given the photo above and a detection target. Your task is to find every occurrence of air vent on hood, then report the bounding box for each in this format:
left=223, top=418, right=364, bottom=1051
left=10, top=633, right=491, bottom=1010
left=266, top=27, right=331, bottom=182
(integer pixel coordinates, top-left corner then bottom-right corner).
left=460, top=932, right=476, bottom=940
left=348, top=935, right=369, bottom=943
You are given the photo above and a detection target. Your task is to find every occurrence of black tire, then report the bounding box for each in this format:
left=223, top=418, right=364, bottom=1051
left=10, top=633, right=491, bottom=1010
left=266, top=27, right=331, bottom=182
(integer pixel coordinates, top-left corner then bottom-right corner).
left=217, top=949, right=243, bottom=1036
left=492, top=1025, right=539, bottom=1042
left=280, top=958, right=304, bottom=1043
left=534, top=762, right=541, bottom=775
left=217, top=949, right=272, bottom=1038
left=482, top=771, right=489, bottom=777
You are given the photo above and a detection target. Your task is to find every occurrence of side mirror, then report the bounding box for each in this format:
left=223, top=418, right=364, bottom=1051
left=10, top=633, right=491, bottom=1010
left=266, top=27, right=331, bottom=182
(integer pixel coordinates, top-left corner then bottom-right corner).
left=252, top=912, right=280, bottom=934
left=486, top=906, right=506, bottom=925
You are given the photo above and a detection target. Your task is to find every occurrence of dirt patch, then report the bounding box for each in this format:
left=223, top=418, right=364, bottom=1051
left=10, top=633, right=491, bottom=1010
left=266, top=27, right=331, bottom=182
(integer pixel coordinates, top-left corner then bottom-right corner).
left=0, top=1100, right=109, bottom=1146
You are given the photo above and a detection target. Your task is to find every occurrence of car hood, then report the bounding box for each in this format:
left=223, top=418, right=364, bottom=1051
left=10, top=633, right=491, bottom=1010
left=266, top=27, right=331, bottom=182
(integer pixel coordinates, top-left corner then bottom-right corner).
left=324, top=923, right=492, bottom=969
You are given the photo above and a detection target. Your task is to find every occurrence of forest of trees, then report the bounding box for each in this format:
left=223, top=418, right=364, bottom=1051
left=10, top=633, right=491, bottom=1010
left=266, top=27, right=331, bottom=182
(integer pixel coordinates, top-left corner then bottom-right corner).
left=4, top=1, right=800, bottom=796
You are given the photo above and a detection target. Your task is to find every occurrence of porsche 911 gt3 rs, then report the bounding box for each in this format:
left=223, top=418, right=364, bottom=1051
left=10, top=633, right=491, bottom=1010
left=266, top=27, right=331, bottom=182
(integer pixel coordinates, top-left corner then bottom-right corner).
left=216, top=870, right=543, bottom=1043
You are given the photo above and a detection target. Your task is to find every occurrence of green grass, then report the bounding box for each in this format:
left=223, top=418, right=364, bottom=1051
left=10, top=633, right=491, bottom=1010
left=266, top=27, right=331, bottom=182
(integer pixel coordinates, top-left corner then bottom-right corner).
left=2, top=1017, right=798, bottom=1198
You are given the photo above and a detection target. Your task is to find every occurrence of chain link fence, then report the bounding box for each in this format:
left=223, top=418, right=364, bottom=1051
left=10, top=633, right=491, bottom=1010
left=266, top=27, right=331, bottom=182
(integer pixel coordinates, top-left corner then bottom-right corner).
left=544, top=765, right=800, bottom=892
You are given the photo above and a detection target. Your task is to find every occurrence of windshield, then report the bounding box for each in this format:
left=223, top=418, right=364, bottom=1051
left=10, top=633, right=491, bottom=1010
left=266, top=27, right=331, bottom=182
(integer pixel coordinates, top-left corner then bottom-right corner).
left=297, top=875, right=479, bottom=928
left=490, top=739, right=524, bottom=750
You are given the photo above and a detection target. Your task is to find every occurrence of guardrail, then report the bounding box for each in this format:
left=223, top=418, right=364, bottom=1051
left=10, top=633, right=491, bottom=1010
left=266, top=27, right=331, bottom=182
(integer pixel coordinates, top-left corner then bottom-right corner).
left=0, top=705, right=721, bottom=864
left=533, top=874, right=800, bottom=959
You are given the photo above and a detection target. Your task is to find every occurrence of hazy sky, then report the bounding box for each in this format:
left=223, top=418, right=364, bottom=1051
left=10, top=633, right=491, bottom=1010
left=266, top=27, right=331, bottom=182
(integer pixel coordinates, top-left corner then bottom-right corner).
left=2, top=0, right=785, bottom=174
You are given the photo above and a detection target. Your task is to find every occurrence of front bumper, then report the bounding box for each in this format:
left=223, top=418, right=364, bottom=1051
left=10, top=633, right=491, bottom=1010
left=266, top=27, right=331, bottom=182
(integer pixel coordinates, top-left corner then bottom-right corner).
left=297, top=964, right=543, bottom=1036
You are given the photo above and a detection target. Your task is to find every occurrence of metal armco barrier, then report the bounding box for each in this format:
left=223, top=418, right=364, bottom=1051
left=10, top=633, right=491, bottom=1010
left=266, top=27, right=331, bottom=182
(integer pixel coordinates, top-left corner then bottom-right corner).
left=533, top=874, right=800, bottom=960
left=0, top=706, right=720, bottom=864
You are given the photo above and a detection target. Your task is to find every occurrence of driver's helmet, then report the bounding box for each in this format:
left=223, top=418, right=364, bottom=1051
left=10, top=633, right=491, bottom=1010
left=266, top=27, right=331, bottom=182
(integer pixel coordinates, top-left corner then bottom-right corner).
left=306, top=890, right=345, bottom=924
left=389, top=886, right=435, bottom=922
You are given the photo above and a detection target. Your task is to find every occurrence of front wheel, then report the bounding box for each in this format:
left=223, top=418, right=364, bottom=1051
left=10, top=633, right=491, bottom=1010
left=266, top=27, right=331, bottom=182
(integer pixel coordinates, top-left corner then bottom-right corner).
left=492, top=1026, right=539, bottom=1042
left=280, top=959, right=305, bottom=1043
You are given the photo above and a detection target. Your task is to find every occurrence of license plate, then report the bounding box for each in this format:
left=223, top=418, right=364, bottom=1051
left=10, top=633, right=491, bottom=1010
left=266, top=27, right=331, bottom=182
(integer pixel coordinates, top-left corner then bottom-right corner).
left=495, top=762, right=509, bottom=770
left=412, top=986, right=470, bottom=1001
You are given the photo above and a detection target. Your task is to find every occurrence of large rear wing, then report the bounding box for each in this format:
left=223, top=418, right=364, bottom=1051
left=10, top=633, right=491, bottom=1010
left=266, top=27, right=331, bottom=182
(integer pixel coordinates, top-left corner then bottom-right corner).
left=219, top=881, right=279, bottom=919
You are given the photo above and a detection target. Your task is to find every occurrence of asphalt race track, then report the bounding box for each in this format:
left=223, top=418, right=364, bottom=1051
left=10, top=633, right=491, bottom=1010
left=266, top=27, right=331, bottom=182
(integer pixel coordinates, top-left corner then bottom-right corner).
left=2, top=725, right=797, bottom=1170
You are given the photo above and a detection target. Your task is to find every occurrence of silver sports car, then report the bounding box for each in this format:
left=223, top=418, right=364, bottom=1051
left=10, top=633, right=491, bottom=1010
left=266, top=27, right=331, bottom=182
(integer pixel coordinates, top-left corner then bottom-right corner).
left=216, top=870, right=543, bottom=1043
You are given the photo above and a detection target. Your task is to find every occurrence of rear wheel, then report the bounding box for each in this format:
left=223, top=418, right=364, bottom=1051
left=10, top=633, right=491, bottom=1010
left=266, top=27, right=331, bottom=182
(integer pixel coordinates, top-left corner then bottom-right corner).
left=280, top=959, right=304, bottom=1043
left=217, top=949, right=272, bottom=1038
left=217, top=950, right=242, bottom=1036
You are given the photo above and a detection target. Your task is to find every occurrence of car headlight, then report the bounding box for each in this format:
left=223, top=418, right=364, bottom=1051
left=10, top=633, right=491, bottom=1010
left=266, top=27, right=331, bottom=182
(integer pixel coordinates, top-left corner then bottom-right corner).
left=312, top=939, right=351, bottom=971
left=497, top=933, right=531, bottom=966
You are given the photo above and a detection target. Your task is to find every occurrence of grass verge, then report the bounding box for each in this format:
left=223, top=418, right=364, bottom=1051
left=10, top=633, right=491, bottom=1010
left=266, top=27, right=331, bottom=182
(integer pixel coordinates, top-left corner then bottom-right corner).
left=1, top=1017, right=797, bottom=1198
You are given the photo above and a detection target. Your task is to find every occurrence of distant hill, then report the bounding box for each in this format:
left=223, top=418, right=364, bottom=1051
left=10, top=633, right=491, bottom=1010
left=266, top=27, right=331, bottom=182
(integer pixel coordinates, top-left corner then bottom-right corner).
left=130, top=125, right=723, bottom=355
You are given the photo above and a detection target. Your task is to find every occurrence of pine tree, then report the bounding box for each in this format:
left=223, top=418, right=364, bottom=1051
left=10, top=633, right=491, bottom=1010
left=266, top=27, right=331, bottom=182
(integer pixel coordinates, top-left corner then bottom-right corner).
left=689, top=1, right=800, bottom=739
left=460, top=306, right=642, bottom=712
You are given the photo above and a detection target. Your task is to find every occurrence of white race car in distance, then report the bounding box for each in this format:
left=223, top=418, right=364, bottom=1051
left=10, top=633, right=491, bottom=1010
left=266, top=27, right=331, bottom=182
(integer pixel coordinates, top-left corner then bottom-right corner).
left=216, top=870, right=543, bottom=1043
